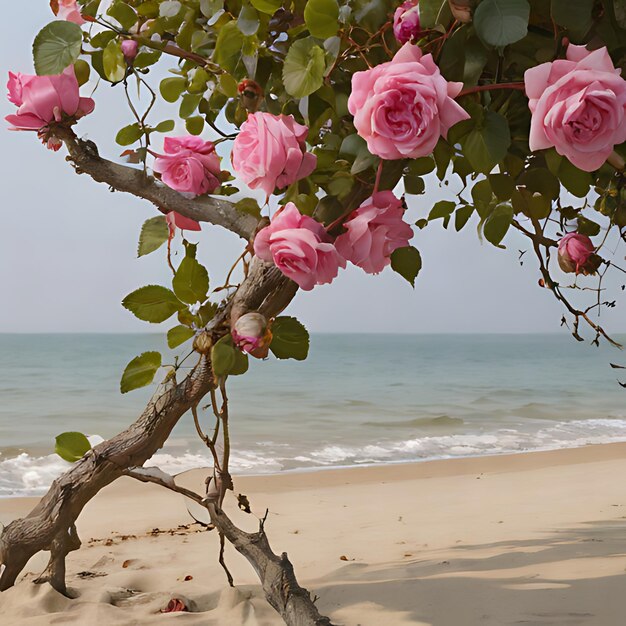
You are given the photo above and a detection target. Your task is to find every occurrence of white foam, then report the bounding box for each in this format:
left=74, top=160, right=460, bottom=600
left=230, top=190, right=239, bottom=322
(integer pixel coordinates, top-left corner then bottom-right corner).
left=4, top=419, right=626, bottom=497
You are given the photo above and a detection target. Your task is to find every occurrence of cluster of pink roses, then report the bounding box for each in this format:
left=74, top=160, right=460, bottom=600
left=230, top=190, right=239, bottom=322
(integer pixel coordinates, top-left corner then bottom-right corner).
left=254, top=194, right=413, bottom=291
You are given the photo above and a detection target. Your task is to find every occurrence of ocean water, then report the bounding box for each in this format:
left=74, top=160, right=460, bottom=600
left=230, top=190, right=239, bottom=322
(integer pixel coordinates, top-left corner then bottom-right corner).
left=0, top=333, right=625, bottom=497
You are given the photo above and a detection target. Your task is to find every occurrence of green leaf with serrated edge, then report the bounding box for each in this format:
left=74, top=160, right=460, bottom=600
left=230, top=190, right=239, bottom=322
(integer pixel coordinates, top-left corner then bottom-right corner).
left=103, top=39, right=126, bottom=83
left=116, top=123, right=143, bottom=146
left=138, top=216, right=168, bottom=257
left=305, top=0, right=340, bottom=39
left=463, top=110, right=511, bottom=174
left=167, top=325, right=195, bottom=349
left=55, top=432, right=91, bottom=463
left=483, top=203, right=514, bottom=246
left=391, top=246, right=422, bottom=287
left=474, top=0, right=530, bottom=47
left=107, top=2, right=137, bottom=29
left=455, top=205, right=474, bottom=231
left=160, top=77, right=187, bottom=102
left=120, top=351, right=162, bottom=393
left=211, top=335, right=237, bottom=377
left=122, top=285, right=183, bottom=323
left=172, top=245, right=209, bottom=305
left=33, top=21, right=83, bottom=76
left=283, top=38, right=325, bottom=98
left=428, top=200, right=455, bottom=221
left=249, top=0, right=281, bottom=14
left=270, top=317, right=310, bottom=361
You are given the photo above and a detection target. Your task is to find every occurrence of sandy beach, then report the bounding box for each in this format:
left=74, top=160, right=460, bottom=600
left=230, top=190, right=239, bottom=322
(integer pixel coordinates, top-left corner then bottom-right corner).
left=2, top=443, right=626, bottom=625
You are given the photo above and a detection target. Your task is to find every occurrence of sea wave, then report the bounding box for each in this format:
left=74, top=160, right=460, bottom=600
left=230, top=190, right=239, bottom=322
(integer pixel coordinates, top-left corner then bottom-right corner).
left=3, top=418, right=626, bottom=497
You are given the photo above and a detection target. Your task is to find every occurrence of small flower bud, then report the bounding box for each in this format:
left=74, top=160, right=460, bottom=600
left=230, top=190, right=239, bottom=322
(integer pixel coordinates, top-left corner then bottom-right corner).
left=557, top=233, right=601, bottom=275
left=193, top=332, right=213, bottom=355
left=393, top=1, right=422, bottom=44
left=121, top=39, right=139, bottom=62
left=232, top=312, right=272, bottom=359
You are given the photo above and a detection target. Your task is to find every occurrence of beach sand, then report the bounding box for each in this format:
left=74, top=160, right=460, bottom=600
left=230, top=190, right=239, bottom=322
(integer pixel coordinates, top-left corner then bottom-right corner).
left=2, top=443, right=626, bottom=625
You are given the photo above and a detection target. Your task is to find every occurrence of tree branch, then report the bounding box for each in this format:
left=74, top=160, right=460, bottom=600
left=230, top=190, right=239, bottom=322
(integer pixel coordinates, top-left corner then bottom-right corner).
left=56, top=127, right=259, bottom=240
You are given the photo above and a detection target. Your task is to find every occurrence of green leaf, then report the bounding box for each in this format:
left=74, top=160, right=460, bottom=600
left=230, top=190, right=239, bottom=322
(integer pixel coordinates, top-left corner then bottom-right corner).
left=483, top=203, right=513, bottom=246
left=213, top=21, right=245, bottom=73
left=172, top=245, right=209, bottom=304
left=107, top=2, right=137, bottom=29
left=238, top=4, right=260, bottom=35
left=390, top=246, right=422, bottom=287
left=428, top=200, right=456, bottom=221
left=154, top=119, right=175, bottom=133
left=235, top=198, right=262, bottom=218
left=545, top=150, right=592, bottom=198
left=474, top=0, right=530, bottom=47
left=186, top=116, right=205, bottom=135
left=122, top=285, right=183, bottom=323
left=577, top=216, right=601, bottom=237
left=419, top=0, right=447, bottom=28
left=160, top=77, right=187, bottom=102
left=211, top=335, right=237, bottom=377
left=404, top=175, right=425, bottom=195
left=270, top=316, right=310, bottom=360
left=304, top=0, right=340, bottom=39
left=120, top=351, right=162, bottom=393
left=488, top=174, right=515, bottom=200
left=407, top=157, right=435, bottom=176
left=455, top=205, right=474, bottom=231
left=103, top=39, right=126, bottom=83
left=138, top=216, right=169, bottom=257
left=167, top=325, right=195, bottom=349
left=55, top=432, right=92, bottom=463
left=462, top=110, right=511, bottom=174
left=231, top=349, right=249, bottom=375
left=283, top=38, right=325, bottom=98
left=551, top=0, right=593, bottom=37
left=250, top=0, right=281, bottom=14
left=74, top=59, right=91, bottom=86
left=116, top=123, right=143, bottom=146
left=33, top=21, right=83, bottom=75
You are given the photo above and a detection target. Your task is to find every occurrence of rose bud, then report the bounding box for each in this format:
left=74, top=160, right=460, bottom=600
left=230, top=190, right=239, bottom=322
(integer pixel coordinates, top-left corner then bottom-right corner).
left=121, top=39, right=139, bottom=62
left=231, top=312, right=272, bottom=359
left=238, top=79, right=264, bottom=113
left=393, top=1, right=422, bottom=44
left=557, top=233, right=602, bottom=275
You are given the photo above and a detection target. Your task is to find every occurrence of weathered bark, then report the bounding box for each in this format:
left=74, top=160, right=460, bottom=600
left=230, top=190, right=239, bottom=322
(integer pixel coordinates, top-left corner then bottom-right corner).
left=0, top=259, right=294, bottom=593
left=32, top=524, right=81, bottom=596
left=56, top=127, right=259, bottom=240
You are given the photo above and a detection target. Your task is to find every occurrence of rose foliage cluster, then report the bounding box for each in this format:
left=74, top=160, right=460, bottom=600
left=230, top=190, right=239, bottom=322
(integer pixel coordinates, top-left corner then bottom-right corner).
left=6, top=0, right=626, bottom=394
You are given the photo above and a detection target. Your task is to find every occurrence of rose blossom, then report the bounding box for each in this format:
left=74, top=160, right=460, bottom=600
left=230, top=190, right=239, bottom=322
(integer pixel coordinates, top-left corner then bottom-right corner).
left=5, top=67, right=95, bottom=149
left=335, top=192, right=413, bottom=274
left=348, top=42, right=469, bottom=160
left=53, top=0, right=86, bottom=25
left=231, top=312, right=272, bottom=359
left=231, top=112, right=317, bottom=198
left=525, top=44, right=626, bottom=171
left=121, top=40, right=139, bottom=62
left=557, top=233, right=600, bottom=275
left=153, top=136, right=222, bottom=197
left=254, top=203, right=346, bottom=291
left=393, top=1, right=422, bottom=44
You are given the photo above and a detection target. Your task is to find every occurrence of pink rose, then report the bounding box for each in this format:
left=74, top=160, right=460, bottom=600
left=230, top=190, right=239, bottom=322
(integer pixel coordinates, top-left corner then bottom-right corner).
left=393, top=1, right=422, bottom=44
left=335, top=192, right=413, bottom=274
left=231, top=112, right=317, bottom=198
left=53, top=0, right=86, bottom=25
left=153, top=136, right=222, bottom=197
left=121, top=40, right=139, bottom=62
left=231, top=312, right=272, bottom=359
left=348, top=43, right=469, bottom=160
left=5, top=67, right=95, bottom=146
left=525, top=45, right=626, bottom=172
left=557, top=233, right=600, bottom=275
left=166, top=212, right=202, bottom=238
left=254, top=203, right=346, bottom=291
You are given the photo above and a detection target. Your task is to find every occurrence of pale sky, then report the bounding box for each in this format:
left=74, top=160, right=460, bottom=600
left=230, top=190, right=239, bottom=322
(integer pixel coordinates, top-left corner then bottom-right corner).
left=0, top=6, right=624, bottom=335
